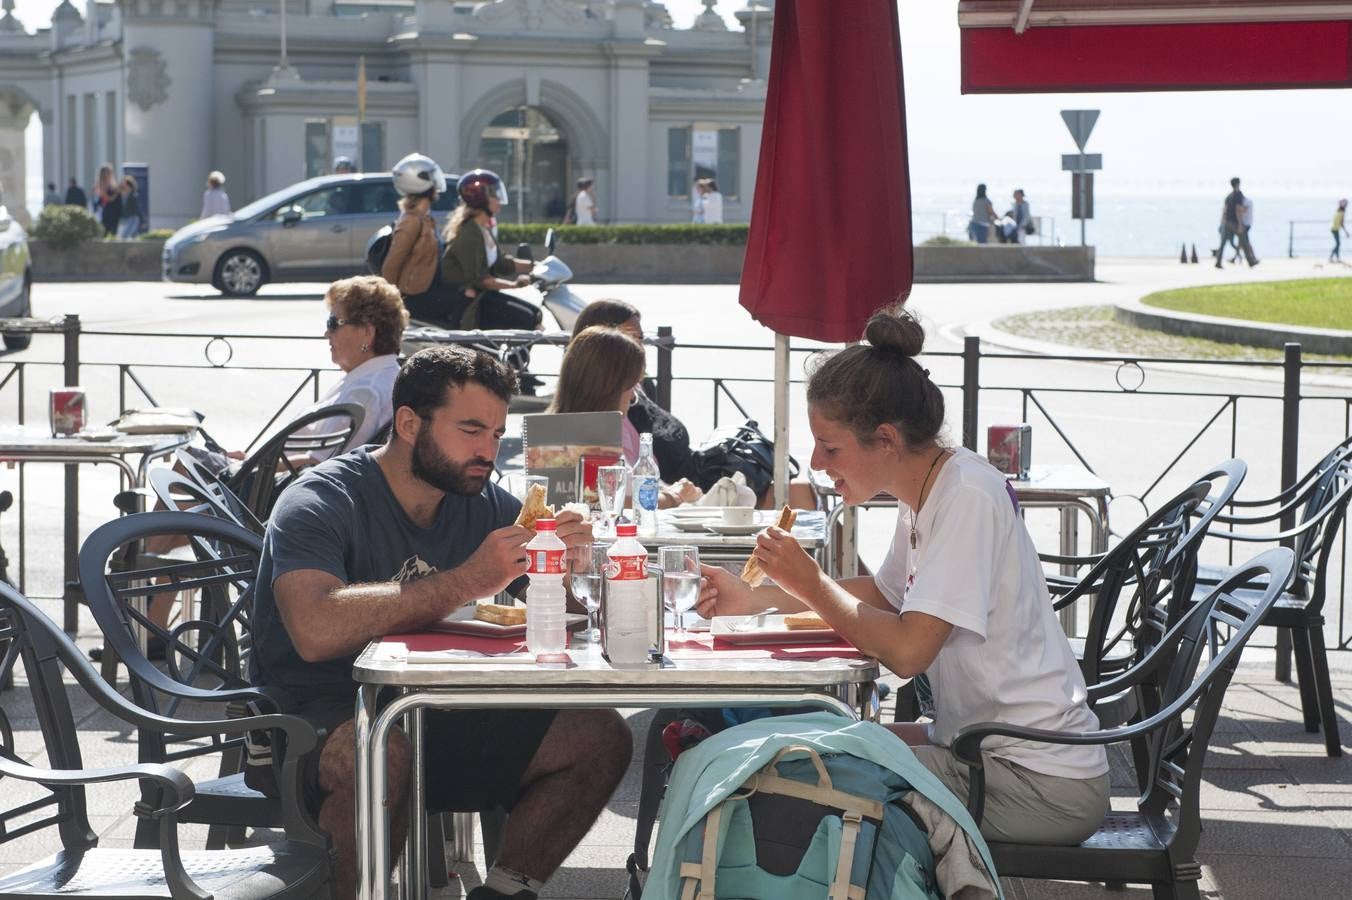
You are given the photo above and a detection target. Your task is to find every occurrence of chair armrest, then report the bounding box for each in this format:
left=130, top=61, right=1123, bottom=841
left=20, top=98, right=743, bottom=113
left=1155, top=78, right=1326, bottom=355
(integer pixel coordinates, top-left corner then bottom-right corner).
left=1039, top=550, right=1106, bottom=567
left=0, top=753, right=194, bottom=814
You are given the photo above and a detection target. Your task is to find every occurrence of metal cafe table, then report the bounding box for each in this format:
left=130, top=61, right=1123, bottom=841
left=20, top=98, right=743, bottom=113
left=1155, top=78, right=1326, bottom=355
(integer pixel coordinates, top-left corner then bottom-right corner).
left=353, top=629, right=880, bottom=900
left=0, top=424, right=195, bottom=629
left=649, top=507, right=828, bottom=568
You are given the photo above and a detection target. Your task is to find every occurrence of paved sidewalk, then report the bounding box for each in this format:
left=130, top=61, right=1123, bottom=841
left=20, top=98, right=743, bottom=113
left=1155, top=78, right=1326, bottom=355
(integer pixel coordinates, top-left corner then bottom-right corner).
left=0, top=593, right=1347, bottom=899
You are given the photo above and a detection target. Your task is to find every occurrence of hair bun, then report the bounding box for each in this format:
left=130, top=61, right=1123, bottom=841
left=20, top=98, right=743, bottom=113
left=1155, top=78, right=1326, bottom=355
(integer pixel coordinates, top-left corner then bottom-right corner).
left=863, top=307, right=925, bottom=358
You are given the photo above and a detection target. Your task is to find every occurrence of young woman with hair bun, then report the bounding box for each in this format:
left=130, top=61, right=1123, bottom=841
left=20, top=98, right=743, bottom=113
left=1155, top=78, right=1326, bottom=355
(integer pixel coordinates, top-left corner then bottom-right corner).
left=696, top=306, right=1110, bottom=846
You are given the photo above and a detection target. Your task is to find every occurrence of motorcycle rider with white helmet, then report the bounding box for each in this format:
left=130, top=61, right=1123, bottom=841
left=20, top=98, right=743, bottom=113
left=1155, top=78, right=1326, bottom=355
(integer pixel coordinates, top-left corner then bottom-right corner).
left=382, top=153, right=447, bottom=315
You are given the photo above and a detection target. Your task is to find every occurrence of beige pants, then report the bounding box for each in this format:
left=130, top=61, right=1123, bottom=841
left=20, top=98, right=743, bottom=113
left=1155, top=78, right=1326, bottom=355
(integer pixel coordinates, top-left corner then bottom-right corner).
left=910, top=743, right=1110, bottom=845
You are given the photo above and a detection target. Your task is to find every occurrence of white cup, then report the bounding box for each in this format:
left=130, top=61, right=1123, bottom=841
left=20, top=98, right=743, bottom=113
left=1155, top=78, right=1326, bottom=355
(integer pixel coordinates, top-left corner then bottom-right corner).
left=722, top=506, right=755, bottom=527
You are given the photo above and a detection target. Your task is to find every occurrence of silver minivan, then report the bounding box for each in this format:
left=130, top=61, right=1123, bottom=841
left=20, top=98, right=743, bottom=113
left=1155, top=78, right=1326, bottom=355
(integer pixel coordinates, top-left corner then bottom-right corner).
left=162, top=173, right=456, bottom=296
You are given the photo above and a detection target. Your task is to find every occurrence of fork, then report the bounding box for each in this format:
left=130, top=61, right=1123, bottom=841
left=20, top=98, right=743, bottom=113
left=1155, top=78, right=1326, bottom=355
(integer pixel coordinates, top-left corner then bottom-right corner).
left=726, top=607, right=779, bottom=632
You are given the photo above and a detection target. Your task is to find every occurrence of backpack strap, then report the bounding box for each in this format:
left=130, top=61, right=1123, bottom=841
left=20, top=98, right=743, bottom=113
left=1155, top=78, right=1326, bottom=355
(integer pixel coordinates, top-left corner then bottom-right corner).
left=829, top=811, right=866, bottom=900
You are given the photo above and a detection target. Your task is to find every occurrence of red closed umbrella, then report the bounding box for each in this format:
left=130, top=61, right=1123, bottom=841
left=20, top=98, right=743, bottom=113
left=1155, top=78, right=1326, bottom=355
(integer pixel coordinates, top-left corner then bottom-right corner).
left=739, top=0, right=913, bottom=343
left=738, top=0, right=914, bottom=506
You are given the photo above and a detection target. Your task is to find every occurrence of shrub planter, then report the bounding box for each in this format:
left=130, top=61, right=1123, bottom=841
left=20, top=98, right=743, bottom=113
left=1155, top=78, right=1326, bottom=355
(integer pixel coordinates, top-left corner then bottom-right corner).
left=30, top=239, right=165, bottom=281
left=913, top=245, right=1095, bottom=283
left=1115, top=298, right=1352, bottom=356
left=524, top=241, right=747, bottom=283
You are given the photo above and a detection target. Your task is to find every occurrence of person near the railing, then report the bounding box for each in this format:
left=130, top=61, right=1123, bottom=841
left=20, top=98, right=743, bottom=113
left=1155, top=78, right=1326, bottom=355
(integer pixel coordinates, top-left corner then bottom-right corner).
left=250, top=347, right=631, bottom=900
left=696, top=306, right=1110, bottom=845
left=1332, top=198, right=1349, bottom=264
left=966, top=183, right=997, bottom=244
left=548, top=324, right=702, bottom=508
left=90, top=276, right=410, bottom=662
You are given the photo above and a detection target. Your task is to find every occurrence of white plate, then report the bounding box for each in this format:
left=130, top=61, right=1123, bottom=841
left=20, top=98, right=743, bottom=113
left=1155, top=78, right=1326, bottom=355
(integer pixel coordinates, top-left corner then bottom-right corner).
left=429, top=609, right=587, bottom=638
left=710, top=614, right=838, bottom=645
left=668, top=507, right=725, bottom=519
left=76, top=428, right=121, bottom=442
left=669, top=519, right=715, bottom=533
left=704, top=523, right=765, bottom=536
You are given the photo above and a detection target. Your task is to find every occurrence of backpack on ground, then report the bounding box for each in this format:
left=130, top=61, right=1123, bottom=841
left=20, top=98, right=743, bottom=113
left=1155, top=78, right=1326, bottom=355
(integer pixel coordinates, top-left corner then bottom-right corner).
left=639, top=713, right=1000, bottom=900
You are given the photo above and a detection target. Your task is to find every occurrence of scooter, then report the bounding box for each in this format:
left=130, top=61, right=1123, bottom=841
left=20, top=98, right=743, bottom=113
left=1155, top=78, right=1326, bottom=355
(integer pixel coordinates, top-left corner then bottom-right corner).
left=365, top=226, right=585, bottom=335
left=367, top=227, right=583, bottom=409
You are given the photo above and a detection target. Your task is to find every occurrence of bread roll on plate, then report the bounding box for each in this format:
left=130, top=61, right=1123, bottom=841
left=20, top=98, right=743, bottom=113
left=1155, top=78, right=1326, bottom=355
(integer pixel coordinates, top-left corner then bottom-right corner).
left=473, top=603, right=527, bottom=626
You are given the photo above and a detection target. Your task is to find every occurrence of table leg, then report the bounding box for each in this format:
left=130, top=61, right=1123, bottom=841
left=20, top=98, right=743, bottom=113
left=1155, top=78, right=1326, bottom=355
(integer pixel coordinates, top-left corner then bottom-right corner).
left=403, top=703, right=426, bottom=900
left=355, top=684, right=378, bottom=900
left=840, top=506, right=859, bottom=578
left=1057, top=507, right=1080, bottom=636
left=62, top=464, right=79, bottom=632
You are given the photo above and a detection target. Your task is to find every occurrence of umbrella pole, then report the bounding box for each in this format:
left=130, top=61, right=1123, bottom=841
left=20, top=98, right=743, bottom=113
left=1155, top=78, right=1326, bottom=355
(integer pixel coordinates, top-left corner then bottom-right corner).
left=773, top=333, right=789, bottom=511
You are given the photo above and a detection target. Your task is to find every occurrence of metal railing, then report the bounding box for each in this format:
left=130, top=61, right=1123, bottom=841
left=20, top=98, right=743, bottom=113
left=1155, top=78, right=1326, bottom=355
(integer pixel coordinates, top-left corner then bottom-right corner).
left=1, top=317, right=1347, bottom=665
left=1287, top=218, right=1337, bottom=258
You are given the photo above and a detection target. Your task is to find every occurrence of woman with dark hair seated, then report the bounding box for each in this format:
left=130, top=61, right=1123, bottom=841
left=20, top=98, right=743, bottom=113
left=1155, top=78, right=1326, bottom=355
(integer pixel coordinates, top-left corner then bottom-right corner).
left=570, top=299, right=695, bottom=484
left=550, top=325, right=702, bottom=508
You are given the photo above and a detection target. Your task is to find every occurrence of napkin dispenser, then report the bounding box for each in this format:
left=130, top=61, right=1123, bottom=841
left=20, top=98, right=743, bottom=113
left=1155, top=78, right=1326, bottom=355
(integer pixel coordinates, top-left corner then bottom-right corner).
left=599, top=563, right=665, bottom=665
left=987, top=424, right=1032, bottom=479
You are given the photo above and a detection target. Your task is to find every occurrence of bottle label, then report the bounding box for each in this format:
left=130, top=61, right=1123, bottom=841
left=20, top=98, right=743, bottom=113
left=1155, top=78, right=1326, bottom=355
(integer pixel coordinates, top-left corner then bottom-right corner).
left=637, top=476, right=660, bottom=512
left=528, top=548, right=566, bottom=575
left=606, top=553, right=647, bottom=580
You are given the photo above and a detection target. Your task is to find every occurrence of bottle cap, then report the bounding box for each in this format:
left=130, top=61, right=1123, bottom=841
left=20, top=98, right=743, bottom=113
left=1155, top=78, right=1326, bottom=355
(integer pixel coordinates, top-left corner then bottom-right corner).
left=616, top=522, right=638, bottom=537
left=535, top=518, right=557, bottom=531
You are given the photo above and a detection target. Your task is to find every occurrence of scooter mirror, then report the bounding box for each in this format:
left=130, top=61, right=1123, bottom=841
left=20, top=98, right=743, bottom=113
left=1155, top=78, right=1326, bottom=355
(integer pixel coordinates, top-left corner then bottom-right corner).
left=516, top=242, right=533, bottom=263
left=545, top=228, right=558, bottom=255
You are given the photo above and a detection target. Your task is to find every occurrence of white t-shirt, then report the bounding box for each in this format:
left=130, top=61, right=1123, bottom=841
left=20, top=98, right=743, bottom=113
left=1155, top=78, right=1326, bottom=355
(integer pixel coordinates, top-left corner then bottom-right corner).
left=874, top=447, right=1108, bottom=780
left=574, top=191, right=596, bottom=226
left=700, top=190, right=724, bottom=225
left=297, top=354, right=401, bottom=460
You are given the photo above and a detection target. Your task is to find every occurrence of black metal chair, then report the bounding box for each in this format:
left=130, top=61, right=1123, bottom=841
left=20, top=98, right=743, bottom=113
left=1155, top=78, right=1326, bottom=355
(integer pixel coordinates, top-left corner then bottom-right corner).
left=0, top=580, right=333, bottom=898
left=1191, top=445, right=1352, bottom=756
left=952, top=547, right=1294, bottom=900
left=222, top=402, right=365, bottom=523
left=154, top=461, right=265, bottom=535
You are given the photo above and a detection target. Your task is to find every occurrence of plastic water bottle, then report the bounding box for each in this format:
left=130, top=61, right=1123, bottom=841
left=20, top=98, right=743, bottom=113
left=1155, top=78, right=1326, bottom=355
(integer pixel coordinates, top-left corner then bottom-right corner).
left=525, top=519, right=568, bottom=661
left=633, top=433, right=661, bottom=537
left=604, top=522, right=649, bottom=666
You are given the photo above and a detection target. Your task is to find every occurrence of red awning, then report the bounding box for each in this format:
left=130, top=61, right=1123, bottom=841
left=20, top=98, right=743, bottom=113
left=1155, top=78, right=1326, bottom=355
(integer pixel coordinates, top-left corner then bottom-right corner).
left=959, top=1, right=1352, bottom=93
left=739, top=0, right=913, bottom=343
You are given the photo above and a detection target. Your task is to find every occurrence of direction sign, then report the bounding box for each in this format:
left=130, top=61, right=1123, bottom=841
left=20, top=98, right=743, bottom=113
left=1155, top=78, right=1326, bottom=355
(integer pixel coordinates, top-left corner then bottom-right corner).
left=1060, top=109, right=1099, bottom=151
left=1062, top=153, right=1103, bottom=171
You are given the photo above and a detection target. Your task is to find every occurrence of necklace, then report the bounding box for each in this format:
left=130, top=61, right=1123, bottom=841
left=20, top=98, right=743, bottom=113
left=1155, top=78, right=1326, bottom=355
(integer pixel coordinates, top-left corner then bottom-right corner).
left=910, top=448, right=948, bottom=550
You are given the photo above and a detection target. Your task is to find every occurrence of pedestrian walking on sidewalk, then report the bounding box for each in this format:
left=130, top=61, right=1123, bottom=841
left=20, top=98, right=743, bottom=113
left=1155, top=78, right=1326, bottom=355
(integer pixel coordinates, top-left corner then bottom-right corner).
left=1332, top=199, right=1349, bottom=263
left=1215, top=176, right=1258, bottom=268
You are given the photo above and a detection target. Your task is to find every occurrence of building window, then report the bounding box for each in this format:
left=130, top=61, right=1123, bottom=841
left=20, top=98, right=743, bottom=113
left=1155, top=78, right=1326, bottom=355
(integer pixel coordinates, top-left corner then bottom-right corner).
left=361, top=122, right=383, bottom=172
left=666, top=125, right=739, bottom=200
left=305, top=121, right=330, bottom=179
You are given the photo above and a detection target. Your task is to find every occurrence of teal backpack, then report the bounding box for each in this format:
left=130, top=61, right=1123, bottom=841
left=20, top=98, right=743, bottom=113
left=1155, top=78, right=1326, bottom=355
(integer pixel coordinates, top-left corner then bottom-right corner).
left=642, top=713, right=1000, bottom=900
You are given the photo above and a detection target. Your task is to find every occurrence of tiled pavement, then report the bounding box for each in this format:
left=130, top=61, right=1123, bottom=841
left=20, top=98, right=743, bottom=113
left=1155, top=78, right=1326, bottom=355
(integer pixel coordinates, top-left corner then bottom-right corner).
left=1, top=594, right=1349, bottom=900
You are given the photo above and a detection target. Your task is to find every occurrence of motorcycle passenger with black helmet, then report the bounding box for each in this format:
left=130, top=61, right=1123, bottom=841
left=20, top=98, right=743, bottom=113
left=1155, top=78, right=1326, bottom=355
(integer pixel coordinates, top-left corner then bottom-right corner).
left=439, top=169, right=544, bottom=334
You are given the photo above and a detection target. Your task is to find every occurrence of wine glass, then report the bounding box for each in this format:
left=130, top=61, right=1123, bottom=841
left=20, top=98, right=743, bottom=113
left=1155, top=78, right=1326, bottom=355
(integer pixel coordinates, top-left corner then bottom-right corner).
left=596, top=465, right=628, bottom=539
left=570, top=542, right=608, bottom=644
left=659, top=545, right=700, bottom=633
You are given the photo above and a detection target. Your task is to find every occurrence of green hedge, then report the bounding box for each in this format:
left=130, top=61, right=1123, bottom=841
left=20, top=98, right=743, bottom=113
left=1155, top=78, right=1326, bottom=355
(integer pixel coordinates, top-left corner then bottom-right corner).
left=29, top=204, right=106, bottom=249
left=139, top=228, right=176, bottom=241
left=496, top=223, right=748, bottom=246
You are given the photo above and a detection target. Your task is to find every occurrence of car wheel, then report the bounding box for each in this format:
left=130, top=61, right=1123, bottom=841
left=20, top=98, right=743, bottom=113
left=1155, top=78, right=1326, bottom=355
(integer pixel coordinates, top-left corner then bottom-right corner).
left=2, top=274, right=32, bottom=351
left=214, top=249, right=267, bottom=297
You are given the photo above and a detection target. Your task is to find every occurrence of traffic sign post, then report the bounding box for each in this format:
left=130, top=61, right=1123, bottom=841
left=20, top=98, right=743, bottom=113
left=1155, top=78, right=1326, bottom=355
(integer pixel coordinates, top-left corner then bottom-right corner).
left=1060, top=109, right=1101, bottom=247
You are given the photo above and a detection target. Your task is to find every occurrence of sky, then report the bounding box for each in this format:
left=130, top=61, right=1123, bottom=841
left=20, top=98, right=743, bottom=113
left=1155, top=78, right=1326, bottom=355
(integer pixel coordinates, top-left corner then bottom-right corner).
left=15, top=0, right=1352, bottom=206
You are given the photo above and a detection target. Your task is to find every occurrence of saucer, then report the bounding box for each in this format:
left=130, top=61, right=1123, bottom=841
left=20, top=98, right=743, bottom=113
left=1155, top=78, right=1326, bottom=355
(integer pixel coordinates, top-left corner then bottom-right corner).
left=703, top=523, right=764, bottom=536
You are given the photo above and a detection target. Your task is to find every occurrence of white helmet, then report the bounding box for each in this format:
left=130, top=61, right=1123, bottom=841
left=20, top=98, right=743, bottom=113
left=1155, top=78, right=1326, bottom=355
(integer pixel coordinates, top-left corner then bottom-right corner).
left=391, top=153, right=446, bottom=197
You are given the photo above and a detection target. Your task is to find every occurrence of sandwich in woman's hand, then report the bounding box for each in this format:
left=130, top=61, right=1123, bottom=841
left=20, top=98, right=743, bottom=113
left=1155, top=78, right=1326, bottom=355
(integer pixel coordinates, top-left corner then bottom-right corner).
left=739, top=505, right=798, bottom=588
left=514, top=483, right=555, bottom=530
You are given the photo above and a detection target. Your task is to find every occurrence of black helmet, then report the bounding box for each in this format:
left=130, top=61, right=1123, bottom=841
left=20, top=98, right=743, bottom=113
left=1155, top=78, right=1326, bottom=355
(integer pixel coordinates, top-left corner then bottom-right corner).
left=457, top=169, right=509, bottom=210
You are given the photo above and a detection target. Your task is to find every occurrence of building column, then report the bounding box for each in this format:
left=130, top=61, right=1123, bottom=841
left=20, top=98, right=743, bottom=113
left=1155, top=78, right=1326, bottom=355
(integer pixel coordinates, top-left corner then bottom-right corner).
left=606, top=2, right=655, bottom=224
left=118, top=0, right=216, bottom=228
left=0, top=97, right=33, bottom=225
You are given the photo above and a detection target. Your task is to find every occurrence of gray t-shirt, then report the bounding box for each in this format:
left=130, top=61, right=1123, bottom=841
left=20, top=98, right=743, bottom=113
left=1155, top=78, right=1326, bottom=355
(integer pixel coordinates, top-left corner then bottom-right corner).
left=250, top=446, right=523, bottom=699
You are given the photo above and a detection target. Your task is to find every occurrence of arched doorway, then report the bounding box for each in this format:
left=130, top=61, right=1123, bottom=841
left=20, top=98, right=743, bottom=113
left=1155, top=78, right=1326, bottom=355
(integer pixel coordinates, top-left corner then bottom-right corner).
left=478, top=106, right=569, bottom=225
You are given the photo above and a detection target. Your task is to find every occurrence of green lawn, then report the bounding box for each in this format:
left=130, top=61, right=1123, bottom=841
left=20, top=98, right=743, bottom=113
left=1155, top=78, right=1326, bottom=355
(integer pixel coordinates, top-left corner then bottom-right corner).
left=1140, top=278, right=1352, bottom=330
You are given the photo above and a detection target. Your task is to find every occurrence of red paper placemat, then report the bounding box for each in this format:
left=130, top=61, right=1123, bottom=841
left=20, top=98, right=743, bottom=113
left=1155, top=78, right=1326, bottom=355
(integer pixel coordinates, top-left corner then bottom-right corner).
left=665, top=632, right=863, bottom=662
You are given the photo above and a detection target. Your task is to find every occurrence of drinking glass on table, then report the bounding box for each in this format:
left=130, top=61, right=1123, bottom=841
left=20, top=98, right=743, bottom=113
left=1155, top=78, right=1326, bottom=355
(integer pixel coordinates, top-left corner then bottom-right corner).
left=596, top=465, right=628, bottom=539
left=570, top=542, right=608, bottom=644
left=660, top=545, right=701, bottom=633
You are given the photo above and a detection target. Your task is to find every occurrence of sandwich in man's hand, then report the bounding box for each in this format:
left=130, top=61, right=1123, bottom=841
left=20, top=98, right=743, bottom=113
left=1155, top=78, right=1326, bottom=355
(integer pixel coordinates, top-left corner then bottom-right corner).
left=739, top=505, right=798, bottom=588
left=514, top=482, right=555, bottom=530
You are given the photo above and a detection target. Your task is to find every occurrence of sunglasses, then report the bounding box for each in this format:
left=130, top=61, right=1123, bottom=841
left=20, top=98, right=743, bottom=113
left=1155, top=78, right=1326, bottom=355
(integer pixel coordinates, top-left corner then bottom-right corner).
left=324, top=315, right=350, bottom=332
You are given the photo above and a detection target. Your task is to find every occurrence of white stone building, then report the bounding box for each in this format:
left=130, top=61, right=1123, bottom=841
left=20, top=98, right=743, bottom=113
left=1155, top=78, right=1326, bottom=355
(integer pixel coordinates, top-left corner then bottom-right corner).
left=0, top=0, right=772, bottom=228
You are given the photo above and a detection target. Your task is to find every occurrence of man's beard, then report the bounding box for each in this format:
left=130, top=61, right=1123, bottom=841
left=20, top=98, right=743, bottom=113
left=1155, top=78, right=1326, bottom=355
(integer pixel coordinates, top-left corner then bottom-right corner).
left=411, top=422, right=494, bottom=495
